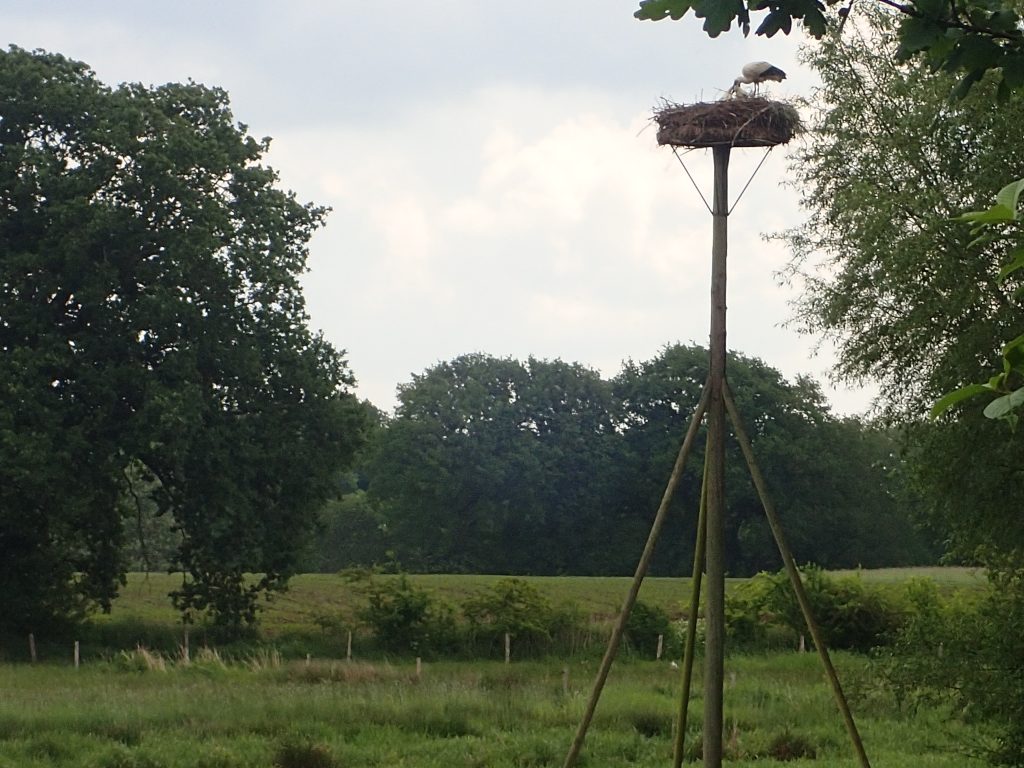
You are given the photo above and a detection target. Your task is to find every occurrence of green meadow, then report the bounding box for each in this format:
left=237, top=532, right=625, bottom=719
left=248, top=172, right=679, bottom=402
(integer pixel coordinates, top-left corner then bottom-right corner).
left=80, top=567, right=984, bottom=644
left=0, top=568, right=989, bottom=767
left=0, top=652, right=984, bottom=768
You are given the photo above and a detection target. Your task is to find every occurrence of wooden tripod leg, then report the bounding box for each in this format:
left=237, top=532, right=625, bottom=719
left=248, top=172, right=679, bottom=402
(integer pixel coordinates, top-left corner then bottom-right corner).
left=723, top=383, right=872, bottom=768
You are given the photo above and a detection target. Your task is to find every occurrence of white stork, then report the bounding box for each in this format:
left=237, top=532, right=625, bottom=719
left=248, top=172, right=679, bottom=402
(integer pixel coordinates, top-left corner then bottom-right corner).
left=728, top=61, right=786, bottom=97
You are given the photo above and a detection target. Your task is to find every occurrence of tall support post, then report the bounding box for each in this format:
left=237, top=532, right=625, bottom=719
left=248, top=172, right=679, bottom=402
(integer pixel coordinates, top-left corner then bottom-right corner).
left=703, top=143, right=730, bottom=768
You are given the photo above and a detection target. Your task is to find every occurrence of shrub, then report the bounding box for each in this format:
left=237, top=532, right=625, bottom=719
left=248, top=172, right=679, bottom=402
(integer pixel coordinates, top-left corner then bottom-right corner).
left=357, top=574, right=457, bottom=656
left=725, top=576, right=774, bottom=647
left=759, top=566, right=901, bottom=652
left=881, top=572, right=1024, bottom=766
left=462, top=578, right=553, bottom=657
left=624, top=600, right=672, bottom=658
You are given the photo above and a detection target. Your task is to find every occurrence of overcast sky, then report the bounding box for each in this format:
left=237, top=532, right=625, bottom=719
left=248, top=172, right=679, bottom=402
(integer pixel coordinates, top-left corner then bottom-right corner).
left=7, top=2, right=877, bottom=415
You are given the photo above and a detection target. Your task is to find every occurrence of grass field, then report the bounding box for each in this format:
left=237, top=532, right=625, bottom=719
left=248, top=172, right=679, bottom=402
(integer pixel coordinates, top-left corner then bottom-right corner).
left=0, top=568, right=989, bottom=767
left=93, top=566, right=986, bottom=640
left=0, top=652, right=985, bottom=768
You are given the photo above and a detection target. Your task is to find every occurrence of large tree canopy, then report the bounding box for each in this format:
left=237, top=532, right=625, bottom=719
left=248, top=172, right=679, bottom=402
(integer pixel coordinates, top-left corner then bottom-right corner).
left=366, top=354, right=621, bottom=574
left=0, top=47, right=366, bottom=632
left=613, top=345, right=928, bottom=574
left=363, top=347, right=931, bottom=577
left=780, top=9, right=1024, bottom=559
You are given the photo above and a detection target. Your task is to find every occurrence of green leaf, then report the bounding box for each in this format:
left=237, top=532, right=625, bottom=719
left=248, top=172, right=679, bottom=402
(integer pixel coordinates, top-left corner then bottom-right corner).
left=995, top=178, right=1024, bottom=217
left=958, top=205, right=1016, bottom=225
left=898, top=16, right=948, bottom=56
left=1010, top=386, right=1024, bottom=408
left=634, top=0, right=694, bottom=20
left=1001, top=332, right=1024, bottom=368
left=983, top=390, right=1020, bottom=419
left=950, top=68, right=986, bottom=100
left=802, top=6, right=828, bottom=38
left=913, top=0, right=948, bottom=16
left=999, top=247, right=1024, bottom=282
left=692, top=0, right=745, bottom=36
left=988, top=8, right=1022, bottom=34
left=947, top=34, right=1003, bottom=73
left=756, top=8, right=792, bottom=36
left=931, top=383, right=993, bottom=419
left=1001, top=53, right=1024, bottom=88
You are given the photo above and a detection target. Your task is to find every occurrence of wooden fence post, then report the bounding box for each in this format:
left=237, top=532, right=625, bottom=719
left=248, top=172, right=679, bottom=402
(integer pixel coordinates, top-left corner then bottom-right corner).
left=504, top=632, right=511, bottom=665
left=656, top=634, right=664, bottom=660
left=29, top=633, right=36, bottom=663
left=74, top=641, right=80, bottom=669
left=347, top=630, right=353, bottom=662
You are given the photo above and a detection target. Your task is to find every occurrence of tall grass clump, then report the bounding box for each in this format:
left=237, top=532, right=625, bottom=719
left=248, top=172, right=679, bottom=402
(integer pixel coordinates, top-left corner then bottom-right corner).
left=273, top=740, right=338, bottom=768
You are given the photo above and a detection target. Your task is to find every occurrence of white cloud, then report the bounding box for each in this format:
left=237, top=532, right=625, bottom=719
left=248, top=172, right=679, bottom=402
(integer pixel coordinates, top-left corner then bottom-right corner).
left=7, top=3, right=878, bottom=416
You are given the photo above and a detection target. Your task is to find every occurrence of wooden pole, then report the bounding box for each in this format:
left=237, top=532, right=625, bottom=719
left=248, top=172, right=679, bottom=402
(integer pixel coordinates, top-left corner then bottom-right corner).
left=703, top=142, right=731, bottom=768
left=562, top=385, right=709, bottom=768
left=724, top=383, right=871, bottom=768
left=28, top=633, right=36, bottom=663
left=656, top=634, right=664, bottom=661
left=74, top=641, right=80, bottom=669
left=673, top=448, right=710, bottom=768
left=347, top=630, right=353, bottom=662
left=505, top=632, right=511, bottom=665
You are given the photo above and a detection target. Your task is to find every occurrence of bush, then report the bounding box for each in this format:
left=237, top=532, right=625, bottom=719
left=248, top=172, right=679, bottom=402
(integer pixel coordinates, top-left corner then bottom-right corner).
left=463, top=578, right=553, bottom=657
left=881, top=572, right=1024, bottom=766
left=717, top=567, right=905, bottom=652
left=357, top=574, right=458, bottom=656
left=624, top=600, right=672, bottom=658
left=461, top=578, right=589, bottom=658
left=725, top=576, right=774, bottom=647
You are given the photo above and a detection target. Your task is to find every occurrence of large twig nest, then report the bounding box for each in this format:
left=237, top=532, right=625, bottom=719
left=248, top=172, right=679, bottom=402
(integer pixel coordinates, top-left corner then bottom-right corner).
left=654, top=98, right=802, bottom=148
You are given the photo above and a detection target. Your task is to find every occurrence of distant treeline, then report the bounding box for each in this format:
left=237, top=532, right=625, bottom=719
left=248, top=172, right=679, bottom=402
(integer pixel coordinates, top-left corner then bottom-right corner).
left=294, top=345, right=936, bottom=577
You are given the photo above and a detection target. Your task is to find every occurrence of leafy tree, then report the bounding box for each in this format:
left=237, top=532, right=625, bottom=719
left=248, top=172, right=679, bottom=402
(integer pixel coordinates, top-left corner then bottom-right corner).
left=0, top=47, right=365, bottom=633
left=635, top=0, right=1024, bottom=99
left=367, top=354, right=620, bottom=574
left=773, top=18, right=1024, bottom=761
left=933, top=178, right=1024, bottom=426
left=615, top=344, right=932, bottom=575
left=305, top=490, right=391, bottom=573
left=366, top=346, right=928, bottom=576
left=779, top=9, right=1024, bottom=560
